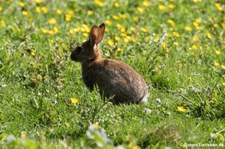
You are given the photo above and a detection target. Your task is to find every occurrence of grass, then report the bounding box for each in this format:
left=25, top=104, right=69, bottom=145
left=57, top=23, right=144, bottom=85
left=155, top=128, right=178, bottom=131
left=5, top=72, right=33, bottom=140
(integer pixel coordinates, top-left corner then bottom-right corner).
left=0, top=0, right=225, bottom=148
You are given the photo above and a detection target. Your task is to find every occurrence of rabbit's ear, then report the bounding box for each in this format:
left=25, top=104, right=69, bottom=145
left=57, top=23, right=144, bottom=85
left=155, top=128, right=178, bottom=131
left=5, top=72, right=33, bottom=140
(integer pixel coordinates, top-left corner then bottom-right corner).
left=90, top=25, right=99, bottom=46
left=97, top=23, right=105, bottom=43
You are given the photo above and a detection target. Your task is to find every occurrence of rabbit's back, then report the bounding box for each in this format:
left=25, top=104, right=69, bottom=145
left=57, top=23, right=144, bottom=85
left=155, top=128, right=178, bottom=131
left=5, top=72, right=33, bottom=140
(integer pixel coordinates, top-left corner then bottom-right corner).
left=82, top=59, right=148, bottom=103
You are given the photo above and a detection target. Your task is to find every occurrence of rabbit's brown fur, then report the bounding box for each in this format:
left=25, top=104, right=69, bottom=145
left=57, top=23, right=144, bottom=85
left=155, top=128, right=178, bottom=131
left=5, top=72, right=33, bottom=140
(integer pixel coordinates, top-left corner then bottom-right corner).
left=71, top=23, right=149, bottom=103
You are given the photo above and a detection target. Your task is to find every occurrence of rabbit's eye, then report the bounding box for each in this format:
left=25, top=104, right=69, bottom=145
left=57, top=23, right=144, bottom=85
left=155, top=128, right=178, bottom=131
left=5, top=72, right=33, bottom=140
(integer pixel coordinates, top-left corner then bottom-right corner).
left=77, top=46, right=82, bottom=53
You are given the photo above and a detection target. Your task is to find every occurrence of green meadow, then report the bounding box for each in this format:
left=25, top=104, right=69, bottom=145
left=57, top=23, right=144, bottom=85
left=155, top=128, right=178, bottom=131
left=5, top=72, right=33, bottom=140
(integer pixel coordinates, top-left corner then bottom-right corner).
left=0, top=0, right=225, bottom=148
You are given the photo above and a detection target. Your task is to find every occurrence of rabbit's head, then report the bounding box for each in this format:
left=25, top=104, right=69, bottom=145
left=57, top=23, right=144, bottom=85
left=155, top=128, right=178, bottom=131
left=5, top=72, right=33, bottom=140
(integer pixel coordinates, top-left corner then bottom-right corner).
left=71, top=23, right=105, bottom=62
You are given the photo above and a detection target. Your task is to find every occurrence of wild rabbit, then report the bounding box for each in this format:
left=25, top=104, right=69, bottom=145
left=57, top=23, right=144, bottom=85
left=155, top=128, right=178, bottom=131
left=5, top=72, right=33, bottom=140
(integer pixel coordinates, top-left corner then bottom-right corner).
left=71, top=23, right=149, bottom=104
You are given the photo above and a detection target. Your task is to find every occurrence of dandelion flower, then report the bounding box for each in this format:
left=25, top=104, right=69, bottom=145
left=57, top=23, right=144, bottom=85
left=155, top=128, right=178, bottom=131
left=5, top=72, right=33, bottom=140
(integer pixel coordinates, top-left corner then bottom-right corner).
left=20, top=132, right=26, bottom=139
left=115, top=36, right=120, bottom=42
left=177, top=105, right=187, bottom=113
left=141, top=27, right=148, bottom=33
left=215, top=50, right=221, bottom=55
left=0, top=6, right=3, bottom=12
left=105, top=19, right=112, bottom=25
left=1, top=19, right=6, bottom=27
left=41, top=7, right=48, bottom=14
left=161, top=42, right=167, bottom=49
left=206, top=31, right=212, bottom=39
left=56, top=9, right=62, bottom=15
left=94, top=0, right=105, bottom=7
left=221, top=65, right=225, bottom=70
left=173, top=31, right=179, bottom=37
left=22, top=11, right=28, bottom=16
left=133, top=16, right=138, bottom=22
left=48, top=18, right=57, bottom=25
left=71, top=98, right=79, bottom=104
left=192, top=36, right=199, bottom=42
left=215, top=3, right=223, bottom=11
left=137, top=7, right=144, bottom=13
left=33, top=0, right=42, bottom=4
left=36, top=6, right=41, bottom=13
left=185, top=26, right=192, bottom=31
left=66, top=14, right=72, bottom=22
left=223, top=82, right=225, bottom=87
left=158, top=4, right=167, bottom=11
left=19, top=1, right=25, bottom=7
left=108, top=39, right=114, bottom=47
left=114, top=2, right=120, bottom=8
left=168, top=4, right=175, bottom=9
left=143, top=1, right=150, bottom=7
left=112, top=15, right=119, bottom=20
left=87, top=10, right=94, bottom=15
left=214, top=61, right=220, bottom=67
left=193, top=0, right=201, bottom=3
left=167, top=19, right=175, bottom=26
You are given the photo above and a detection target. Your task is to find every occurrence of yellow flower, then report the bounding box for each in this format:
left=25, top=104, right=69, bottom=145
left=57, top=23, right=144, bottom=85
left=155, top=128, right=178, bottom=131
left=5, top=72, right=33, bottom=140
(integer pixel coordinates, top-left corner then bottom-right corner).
left=173, top=31, right=179, bottom=37
left=174, top=42, right=179, bottom=46
left=158, top=4, right=167, bottom=11
left=131, top=145, right=140, bottom=149
left=41, top=7, right=48, bottom=14
left=53, top=26, right=59, bottom=33
left=177, top=105, right=187, bottom=113
left=66, top=14, right=72, bottom=22
left=206, top=31, right=212, bottom=39
left=115, top=36, right=120, bottom=42
left=19, top=1, right=25, bottom=7
left=22, top=11, right=28, bottom=16
left=124, top=35, right=131, bottom=43
left=47, top=30, right=54, bottom=35
left=69, top=29, right=75, bottom=34
left=167, top=19, right=175, bottom=26
left=223, top=82, right=225, bottom=87
left=105, top=19, right=112, bottom=25
left=30, top=51, right=35, bottom=56
left=119, top=14, right=127, bottom=19
left=221, top=23, right=225, bottom=30
left=33, top=0, right=42, bottom=4
left=114, top=2, right=120, bottom=8
left=221, top=65, right=225, bottom=70
left=112, top=15, right=119, bottom=20
left=213, top=23, right=219, bottom=28
left=168, top=4, right=175, bottom=9
left=42, top=29, right=48, bottom=34
left=133, top=16, right=138, bottom=22
left=143, top=1, right=150, bottom=7
left=56, top=9, right=62, bottom=14
left=193, top=0, right=200, bottom=3
left=1, top=19, right=6, bottom=27
left=215, top=3, right=223, bottom=11
left=190, top=45, right=198, bottom=50
left=36, top=6, right=41, bottom=13
left=154, top=36, right=159, bottom=42
left=137, top=7, right=144, bottom=13
left=192, top=36, right=199, bottom=42
left=87, top=10, right=94, bottom=15
left=193, top=22, right=201, bottom=30
left=21, top=132, right=26, bottom=139
left=71, top=98, right=79, bottom=104
left=0, top=6, right=3, bottom=12
left=214, top=61, right=220, bottom=67
left=161, top=42, right=167, bottom=48
left=48, top=18, right=57, bottom=25
left=108, top=39, right=114, bottom=47
left=94, top=0, right=105, bottom=7
left=215, top=50, right=221, bottom=55
left=83, top=32, right=89, bottom=38
left=185, top=26, right=192, bottom=31
left=141, top=27, right=148, bottom=33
